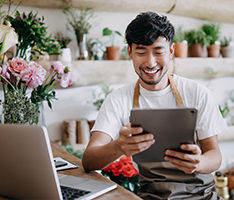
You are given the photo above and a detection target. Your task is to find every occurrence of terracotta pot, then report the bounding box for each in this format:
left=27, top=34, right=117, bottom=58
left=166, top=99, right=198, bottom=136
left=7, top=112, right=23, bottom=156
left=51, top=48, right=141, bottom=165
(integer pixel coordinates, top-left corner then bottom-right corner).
left=106, top=46, right=120, bottom=60
left=207, top=44, right=220, bottom=57
left=221, top=45, right=234, bottom=58
left=189, top=44, right=207, bottom=57
left=174, top=41, right=188, bottom=58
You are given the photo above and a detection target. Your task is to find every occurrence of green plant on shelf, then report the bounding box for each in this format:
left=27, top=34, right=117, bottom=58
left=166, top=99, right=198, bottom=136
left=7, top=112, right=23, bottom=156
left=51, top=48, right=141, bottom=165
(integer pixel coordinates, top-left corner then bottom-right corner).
left=184, top=29, right=209, bottom=47
left=93, top=84, right=113, bottom=110
left=201, top=23, right=221, bottom=46
left=173, top=26, right=187, bottom=43
left=220, top=36, right=232, bottom=48
left=102, top=27, right=122, bottom=46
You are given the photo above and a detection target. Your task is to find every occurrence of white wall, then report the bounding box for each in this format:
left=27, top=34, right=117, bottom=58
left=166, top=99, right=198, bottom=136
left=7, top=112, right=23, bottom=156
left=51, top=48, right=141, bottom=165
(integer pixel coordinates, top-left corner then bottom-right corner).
left=4, top=4, right=234, bottom=59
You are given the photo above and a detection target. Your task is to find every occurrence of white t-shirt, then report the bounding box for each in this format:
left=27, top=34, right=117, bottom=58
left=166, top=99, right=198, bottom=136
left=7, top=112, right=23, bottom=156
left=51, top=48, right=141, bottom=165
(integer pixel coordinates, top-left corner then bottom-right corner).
left=92, top=75, right=226, bottom=141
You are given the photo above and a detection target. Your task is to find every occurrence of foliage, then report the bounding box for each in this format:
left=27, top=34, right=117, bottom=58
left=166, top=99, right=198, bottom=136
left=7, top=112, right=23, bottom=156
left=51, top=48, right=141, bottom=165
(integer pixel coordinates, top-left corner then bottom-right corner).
left=219, top=105, right=229, bottom=118
left=93, top=84, right=113, bottom=110
left=102, top=27, right=122, bottom=46
left=7, top=10, right=61, bottom=60
left=63, top=7, right=93, bottom=42
left=220, top=36, right=232, bottom=47
left=201, top=23, right=221, bottom=46
left=87, top=38, right=106, bottom=59
left=101, top=156, right=140, bottom=194
left=62, top=142, right=84, bottom=159
left=121, top=46, right=130, bottom=60
left=173, top=26, right=187, bottom=43
left=184, top=29, right=209, bottom=47
left=54, top=32, right=71, bottom=49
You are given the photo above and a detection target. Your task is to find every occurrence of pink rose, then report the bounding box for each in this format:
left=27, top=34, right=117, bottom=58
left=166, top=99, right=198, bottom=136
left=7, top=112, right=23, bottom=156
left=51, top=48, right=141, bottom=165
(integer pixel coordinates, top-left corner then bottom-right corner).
left=8, top=57, right=28, bottom=77
left=0, top=64, right=10, bottom=84
left=21, top=61, right=46, bottom=89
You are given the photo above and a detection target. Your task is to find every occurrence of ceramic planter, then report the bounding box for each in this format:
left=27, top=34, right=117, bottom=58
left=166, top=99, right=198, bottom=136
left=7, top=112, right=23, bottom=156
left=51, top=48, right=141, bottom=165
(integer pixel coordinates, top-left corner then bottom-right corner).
left=221, top=45, right=234, bottom=58
left=174, top=41, right=188, bottom=58
left=58, top=48, right=72, bottom=62
left=207, top=44, right=220, bottom=57
left=106, top=46, right=120, bottom=60
left=189, top=44, right=207, bottom=57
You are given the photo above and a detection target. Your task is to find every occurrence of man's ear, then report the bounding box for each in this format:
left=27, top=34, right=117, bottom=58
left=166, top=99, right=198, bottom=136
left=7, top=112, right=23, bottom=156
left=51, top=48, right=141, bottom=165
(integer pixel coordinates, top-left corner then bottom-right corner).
left=169, top=43, right=175, bottom=59
left=127, top=45, right=132, bottom=60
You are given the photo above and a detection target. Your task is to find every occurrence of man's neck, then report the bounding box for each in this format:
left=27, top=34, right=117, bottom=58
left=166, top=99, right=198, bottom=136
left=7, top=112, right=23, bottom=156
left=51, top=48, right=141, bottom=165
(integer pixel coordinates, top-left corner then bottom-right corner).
left=139, top=73, right=169, bottom=91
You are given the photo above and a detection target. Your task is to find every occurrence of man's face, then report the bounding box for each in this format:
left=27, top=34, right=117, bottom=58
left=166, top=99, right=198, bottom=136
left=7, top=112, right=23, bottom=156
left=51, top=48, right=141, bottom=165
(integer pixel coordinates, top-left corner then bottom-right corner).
left=128, top=36, right=174, bottom=90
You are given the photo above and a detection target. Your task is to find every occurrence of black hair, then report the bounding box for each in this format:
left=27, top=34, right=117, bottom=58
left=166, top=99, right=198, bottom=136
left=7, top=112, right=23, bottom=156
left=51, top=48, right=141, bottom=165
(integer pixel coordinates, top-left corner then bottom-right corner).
left=125, top=12, right=175, bottom=47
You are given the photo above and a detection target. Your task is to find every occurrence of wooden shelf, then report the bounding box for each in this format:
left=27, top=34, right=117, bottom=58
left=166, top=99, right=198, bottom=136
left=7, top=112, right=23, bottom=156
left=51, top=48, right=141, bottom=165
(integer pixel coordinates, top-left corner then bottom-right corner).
left=38, top=58, right=234, bottom=87
left=14, top=0, right=234, bottom=23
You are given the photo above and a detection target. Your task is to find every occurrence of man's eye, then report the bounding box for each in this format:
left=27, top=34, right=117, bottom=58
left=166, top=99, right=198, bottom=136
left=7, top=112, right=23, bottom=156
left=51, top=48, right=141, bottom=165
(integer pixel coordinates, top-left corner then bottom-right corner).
left=155, top=52, right=164, bottom=55
left=136, top=52, right=146, bottom=55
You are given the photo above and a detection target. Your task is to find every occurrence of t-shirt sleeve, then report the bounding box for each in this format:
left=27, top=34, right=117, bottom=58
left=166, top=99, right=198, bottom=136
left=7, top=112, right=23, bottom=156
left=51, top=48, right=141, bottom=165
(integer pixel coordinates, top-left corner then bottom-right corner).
left=196, top=86, right=227, bottom=140
left=91, top=91, right=123, bottom=140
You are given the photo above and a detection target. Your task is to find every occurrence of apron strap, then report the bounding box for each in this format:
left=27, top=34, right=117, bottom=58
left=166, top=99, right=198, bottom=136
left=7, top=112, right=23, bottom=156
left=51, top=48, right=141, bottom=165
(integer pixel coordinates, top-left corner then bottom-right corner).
left=133, top=74, right=184, bottom=108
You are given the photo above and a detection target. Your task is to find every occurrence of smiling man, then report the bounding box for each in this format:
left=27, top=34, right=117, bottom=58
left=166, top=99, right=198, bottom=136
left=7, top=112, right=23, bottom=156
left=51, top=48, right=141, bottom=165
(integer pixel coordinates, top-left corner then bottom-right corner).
left=82, top=12, right=226, bottom=199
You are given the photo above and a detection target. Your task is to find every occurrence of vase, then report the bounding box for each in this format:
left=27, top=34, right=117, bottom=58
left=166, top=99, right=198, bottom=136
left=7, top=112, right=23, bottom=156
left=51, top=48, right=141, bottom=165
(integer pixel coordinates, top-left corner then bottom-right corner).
left=0, top=90, right=45, bottom=126
left=76, top=34, right=89, bottom=60
left=58, top=48, right=72, bottom=62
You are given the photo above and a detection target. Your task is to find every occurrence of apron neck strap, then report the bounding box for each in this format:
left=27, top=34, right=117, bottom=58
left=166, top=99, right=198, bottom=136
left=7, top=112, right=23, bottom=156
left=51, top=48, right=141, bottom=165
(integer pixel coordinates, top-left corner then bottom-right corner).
left=133, top=74, right=184, bottom=108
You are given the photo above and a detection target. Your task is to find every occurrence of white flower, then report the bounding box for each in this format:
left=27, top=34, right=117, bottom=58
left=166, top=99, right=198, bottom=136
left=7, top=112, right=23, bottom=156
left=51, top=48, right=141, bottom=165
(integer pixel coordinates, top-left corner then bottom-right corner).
left=0, top=24, right=18, bottom=55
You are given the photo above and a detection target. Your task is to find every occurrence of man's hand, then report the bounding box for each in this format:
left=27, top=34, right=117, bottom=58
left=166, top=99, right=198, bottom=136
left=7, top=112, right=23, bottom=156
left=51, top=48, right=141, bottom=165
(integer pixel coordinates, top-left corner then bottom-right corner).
left=115, top=123, right=155, bottom=156
left=164, top=144, right=202, bottom=174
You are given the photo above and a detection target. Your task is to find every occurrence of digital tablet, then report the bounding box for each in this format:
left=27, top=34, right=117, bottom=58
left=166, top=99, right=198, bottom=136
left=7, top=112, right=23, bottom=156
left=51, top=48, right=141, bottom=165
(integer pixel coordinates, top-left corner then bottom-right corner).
left=130, top=107, right=197, bottom=163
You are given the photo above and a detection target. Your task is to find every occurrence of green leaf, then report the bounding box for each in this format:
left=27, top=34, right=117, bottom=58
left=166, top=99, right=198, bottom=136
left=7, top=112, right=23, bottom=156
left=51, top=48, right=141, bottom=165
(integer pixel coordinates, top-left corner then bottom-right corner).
left=102, top=27, right=112, bottom=36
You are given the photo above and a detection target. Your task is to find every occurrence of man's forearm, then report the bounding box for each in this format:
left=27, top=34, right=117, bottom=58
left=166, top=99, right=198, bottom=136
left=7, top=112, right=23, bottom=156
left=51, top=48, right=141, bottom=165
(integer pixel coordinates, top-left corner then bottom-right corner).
left=197, top=149, right=222, bottom=174
left=82, top=140, right=123, bottom=172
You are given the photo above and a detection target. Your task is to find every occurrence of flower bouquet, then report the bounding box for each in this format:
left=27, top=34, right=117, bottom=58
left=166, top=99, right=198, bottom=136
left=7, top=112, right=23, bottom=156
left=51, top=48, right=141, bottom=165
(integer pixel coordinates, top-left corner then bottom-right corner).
left=101, top=156, right=140, bottom=194
left=0, top=57, right=72, bottom=124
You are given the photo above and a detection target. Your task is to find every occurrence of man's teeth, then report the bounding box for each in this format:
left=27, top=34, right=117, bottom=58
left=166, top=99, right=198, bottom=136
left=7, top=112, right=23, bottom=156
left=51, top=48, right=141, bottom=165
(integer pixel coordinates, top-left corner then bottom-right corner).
left=144, top=68, right=160, bottom=74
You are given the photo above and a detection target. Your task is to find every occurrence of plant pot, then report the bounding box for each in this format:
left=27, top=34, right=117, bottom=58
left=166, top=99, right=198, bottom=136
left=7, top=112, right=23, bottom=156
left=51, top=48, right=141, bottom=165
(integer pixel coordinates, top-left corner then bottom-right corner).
left=207, top=44, right=220, bottom=57
left=189, top=44, right=207, bottom=57
left=106, top=46, right=120, bottom=60
left=174, top=41, right=188, bottom=58
left=221, top=45, right=234, bottom=58
left=58, top=48, right=72, bottom=62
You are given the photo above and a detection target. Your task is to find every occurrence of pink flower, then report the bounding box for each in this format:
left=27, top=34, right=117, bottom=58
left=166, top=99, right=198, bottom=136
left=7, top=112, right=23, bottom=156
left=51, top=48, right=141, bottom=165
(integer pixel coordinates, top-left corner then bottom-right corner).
left=58, top=71, right=72, bottom=88
left=21, top=61, right=46, bottom=89
left=0, top=64, right=10, bottom=84
left=50, top=61, right=64, bottom=74
left=8, top=57, right=28, bottom=77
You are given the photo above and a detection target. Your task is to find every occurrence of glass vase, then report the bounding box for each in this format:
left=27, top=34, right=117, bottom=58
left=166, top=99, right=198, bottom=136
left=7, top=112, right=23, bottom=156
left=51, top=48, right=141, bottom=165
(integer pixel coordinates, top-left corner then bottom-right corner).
left=1, top=90, right=44, bottom=125
left=76, top=34, right=89, bottom=60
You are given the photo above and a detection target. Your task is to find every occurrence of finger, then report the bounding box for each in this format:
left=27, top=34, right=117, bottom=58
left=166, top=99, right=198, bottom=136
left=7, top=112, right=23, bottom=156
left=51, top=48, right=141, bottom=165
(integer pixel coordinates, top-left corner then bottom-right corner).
left=165, top=150, right=200, bottom=163
left=128, top=133, right=154, bottom=144
left=119, top=126, right=133, bottom=137
left=180, top=144, right=202, bottom=155
left=125, top=140, right=155, bottom=155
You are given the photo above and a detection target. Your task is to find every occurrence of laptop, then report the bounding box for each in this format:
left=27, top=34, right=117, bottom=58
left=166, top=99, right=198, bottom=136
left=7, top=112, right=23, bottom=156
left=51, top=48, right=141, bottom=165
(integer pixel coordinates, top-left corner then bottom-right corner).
left=0, top=124, right=117, bottom=200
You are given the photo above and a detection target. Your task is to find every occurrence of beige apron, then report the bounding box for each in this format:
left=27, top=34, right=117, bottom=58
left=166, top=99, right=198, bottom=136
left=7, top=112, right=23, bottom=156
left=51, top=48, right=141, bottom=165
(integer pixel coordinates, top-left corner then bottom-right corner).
left=133, top=75, right=220, bottom=200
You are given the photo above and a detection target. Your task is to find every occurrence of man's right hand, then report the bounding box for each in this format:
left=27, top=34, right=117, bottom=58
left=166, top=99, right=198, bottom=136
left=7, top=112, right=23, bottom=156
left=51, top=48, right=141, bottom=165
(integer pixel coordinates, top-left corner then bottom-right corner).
left=115, top=123, right=155, bottom=156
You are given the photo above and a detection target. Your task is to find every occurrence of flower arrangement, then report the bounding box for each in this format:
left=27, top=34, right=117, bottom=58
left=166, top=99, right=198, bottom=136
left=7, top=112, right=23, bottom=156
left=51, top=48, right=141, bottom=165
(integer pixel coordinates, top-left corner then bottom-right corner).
left=7, top=10, right=61, bottom=60
left=0, top=57, right=72, bottom=124
left=101, top=156, right=140, bottom=194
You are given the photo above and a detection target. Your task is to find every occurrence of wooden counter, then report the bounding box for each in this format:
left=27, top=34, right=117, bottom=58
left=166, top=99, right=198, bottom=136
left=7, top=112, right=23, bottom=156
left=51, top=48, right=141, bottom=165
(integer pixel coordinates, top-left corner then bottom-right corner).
left=52, top=144, right=142, bottom=200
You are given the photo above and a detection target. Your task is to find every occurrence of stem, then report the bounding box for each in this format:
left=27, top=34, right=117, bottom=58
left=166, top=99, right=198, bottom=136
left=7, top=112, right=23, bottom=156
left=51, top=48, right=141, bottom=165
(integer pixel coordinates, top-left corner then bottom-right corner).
left=0, top=74, right=16, bottom=91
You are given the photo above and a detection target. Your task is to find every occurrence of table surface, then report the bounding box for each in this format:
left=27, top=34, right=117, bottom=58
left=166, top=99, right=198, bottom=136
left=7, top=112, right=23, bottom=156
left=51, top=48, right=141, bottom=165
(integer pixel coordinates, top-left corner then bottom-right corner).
left=52, top=144, right=142, bottom=200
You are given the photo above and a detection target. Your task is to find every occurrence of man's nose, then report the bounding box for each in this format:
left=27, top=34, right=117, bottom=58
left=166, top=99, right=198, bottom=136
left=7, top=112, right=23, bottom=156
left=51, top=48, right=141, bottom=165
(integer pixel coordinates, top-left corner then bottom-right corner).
left=145, top=53, right=156, bottom=68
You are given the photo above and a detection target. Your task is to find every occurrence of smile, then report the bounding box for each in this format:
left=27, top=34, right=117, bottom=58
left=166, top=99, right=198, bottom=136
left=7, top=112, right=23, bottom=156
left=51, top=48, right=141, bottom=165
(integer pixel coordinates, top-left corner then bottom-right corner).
left=143, top=67, right=161, bottom=74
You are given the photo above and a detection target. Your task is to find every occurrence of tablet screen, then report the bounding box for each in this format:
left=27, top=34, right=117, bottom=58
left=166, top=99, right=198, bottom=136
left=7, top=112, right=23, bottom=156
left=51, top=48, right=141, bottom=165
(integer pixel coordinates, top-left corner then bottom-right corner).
left=130, top=107, right=197, bottom=162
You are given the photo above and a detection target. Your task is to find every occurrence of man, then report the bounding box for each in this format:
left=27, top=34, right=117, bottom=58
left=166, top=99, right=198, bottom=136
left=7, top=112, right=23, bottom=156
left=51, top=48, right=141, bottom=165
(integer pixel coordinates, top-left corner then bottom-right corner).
left=82, top=12, right=226, bottom=199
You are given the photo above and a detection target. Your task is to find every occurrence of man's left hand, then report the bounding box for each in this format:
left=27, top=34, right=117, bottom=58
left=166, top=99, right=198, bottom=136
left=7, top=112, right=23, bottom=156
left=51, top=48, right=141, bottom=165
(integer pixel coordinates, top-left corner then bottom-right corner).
left=164, top=144, right=202, bottom=174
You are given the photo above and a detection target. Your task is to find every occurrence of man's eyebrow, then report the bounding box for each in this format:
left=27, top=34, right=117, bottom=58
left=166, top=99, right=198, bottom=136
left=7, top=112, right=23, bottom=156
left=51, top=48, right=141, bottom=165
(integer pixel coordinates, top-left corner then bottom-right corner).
left=135, top=46, right=147, bottom=50
left=153, top=46, right=165, bottom=50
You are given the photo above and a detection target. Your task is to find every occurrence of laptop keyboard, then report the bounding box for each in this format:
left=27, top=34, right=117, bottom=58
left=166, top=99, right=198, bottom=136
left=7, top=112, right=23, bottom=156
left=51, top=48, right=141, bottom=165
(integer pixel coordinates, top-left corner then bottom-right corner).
left=61, top=185, right=91, bottom=200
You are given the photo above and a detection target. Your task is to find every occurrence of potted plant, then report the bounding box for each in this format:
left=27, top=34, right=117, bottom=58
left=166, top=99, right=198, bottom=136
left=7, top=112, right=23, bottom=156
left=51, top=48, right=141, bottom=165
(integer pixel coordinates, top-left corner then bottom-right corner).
left=63, top=7, right=93, bottom=60
left=55, top=32, right=72, bottom=62
left=173, top=26, right=188, bottom=58
left=185, top=29, right=209, bottom=57
left=220, top=36, right=234, bottom=58
left=201, top=23, right=221, bottom=57
left=87, top=38, right=106, bottom=60
left=103, top=27, right=122, bottom=60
